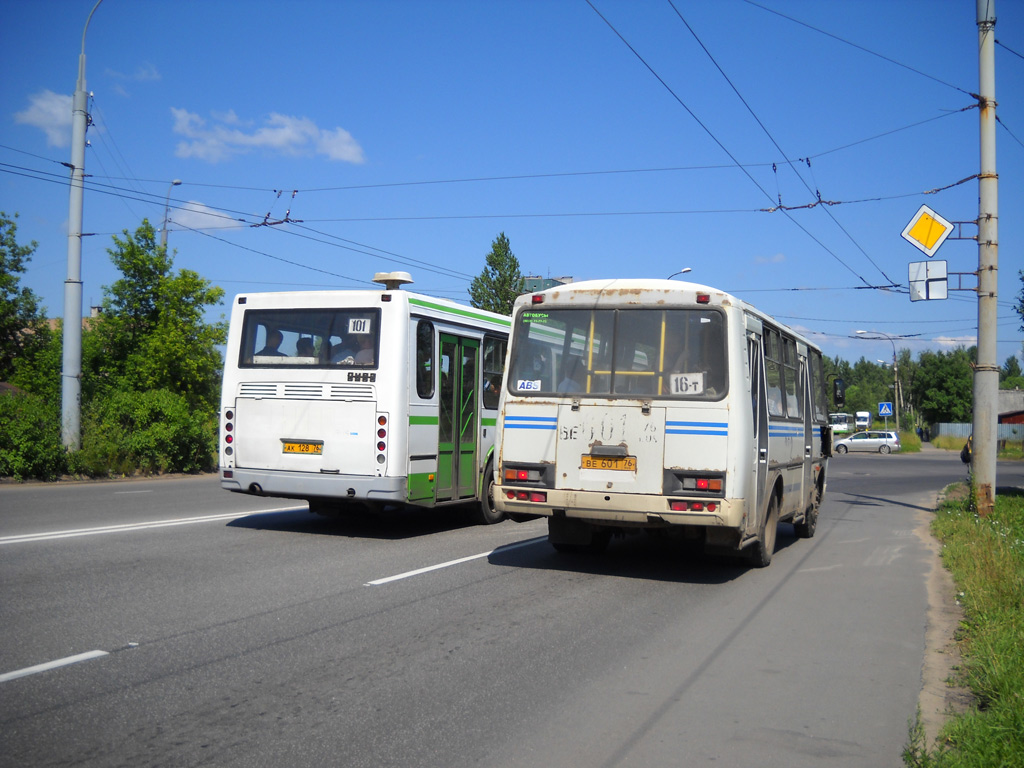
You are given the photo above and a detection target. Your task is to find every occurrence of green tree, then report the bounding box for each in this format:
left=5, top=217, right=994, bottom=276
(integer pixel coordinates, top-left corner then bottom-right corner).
left=76, top=220, right=227, bottom=474
left=911, top=347, right=975, bottom=423
left=1001, top=354, right=1024, bottom=390
left=468, top=232, right=523, bottom=315
left=0, top=211, right=48, bottom=383
left=87, top=220, right=226, bottom=411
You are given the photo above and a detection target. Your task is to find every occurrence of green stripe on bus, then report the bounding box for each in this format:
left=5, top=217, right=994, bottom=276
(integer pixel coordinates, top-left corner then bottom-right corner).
left=409, top=297, right=511, bottom=327
left=482, top=417, right=497, bottom=426
left=410, top=415, right=439, bottom=425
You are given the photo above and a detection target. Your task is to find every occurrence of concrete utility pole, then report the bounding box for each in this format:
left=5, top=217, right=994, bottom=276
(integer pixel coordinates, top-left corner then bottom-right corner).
left=973, top=0, right=999, bottom=515
left=61, top=0, right=103, bottom=450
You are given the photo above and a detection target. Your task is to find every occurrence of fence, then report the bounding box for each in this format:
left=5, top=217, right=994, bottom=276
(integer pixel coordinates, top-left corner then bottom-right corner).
left=931, top=423, right=1024, bottom=440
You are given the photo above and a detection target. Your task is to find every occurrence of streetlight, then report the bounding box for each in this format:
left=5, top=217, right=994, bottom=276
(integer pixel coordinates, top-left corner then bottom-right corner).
left=667, top=268, right=692, bottom=280
left=855, top=330, right=899, bottom=435
left=161, top=179, right=182, bottom=248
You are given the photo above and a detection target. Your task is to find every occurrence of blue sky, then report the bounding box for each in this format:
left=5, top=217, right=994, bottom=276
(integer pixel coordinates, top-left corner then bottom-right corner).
left=2, top=0, right=1022, bottom=367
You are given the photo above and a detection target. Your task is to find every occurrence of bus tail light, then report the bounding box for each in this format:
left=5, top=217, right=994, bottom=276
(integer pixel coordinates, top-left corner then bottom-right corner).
left=375, top=413, right=388, bottom=467
left=222, top=409, right=235, bottom=458
left=509, top=490, right=547, bottom=503
left=670, top=500, right=717, bottom=512
left=501, top=463, right=552, bottom=487
left=677, top=474, right=724, bottom=494
left=504, top=468, right=542, bottom=483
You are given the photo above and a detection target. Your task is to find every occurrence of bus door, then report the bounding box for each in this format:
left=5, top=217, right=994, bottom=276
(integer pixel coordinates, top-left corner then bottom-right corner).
left=748, top=330, right=769, bottom=534
left=437, top=334, right=479, bottom=501
left=800, top=356, right=814, bottom=509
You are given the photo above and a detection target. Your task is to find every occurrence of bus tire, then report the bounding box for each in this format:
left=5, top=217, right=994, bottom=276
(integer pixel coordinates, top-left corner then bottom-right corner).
left=548, top=517, right=610, bottom=553
left=750, top=495, right=779, bottom=568
left=794, top=503, right=817, bottom=539
left=308, top=498, right=343, bottom=518
left=475, top=461, right=505, bottom=525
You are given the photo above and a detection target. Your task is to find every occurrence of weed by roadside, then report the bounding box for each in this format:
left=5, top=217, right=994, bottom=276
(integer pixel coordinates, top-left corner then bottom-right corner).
left=903, top=486, right=1024, bottom=767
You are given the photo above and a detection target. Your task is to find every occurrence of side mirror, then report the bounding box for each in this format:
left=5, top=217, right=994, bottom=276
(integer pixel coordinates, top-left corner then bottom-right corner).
left=833, top=378, right=846, bottom=408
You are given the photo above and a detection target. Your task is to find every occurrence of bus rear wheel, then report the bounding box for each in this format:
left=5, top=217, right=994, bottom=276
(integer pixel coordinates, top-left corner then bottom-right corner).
left=749, top=495, right=779, bottom=568
left=474, top=462, right=505, bottom=525
left=794, top=503, right=817, bottom=539
left=548, top=517, right=610, bottom=553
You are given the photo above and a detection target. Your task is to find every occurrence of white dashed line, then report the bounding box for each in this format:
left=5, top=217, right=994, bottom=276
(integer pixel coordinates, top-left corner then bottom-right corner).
left=366, top=537, right=544, bottom=586
left=0, top=507, right=298, bottom=546
left=0, top=650, right=109, bottom=683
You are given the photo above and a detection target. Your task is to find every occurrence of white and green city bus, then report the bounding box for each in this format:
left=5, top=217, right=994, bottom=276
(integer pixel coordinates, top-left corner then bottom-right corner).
left=494, top=278, right=834, bottom=565
left=219, top=273, right=510, bottom=524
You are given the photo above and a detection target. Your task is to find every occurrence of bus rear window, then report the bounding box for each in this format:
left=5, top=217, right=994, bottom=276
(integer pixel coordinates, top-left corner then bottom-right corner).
left=239, top=308, right=381, bottom=368
left=507, top=307, right=726, bottom=399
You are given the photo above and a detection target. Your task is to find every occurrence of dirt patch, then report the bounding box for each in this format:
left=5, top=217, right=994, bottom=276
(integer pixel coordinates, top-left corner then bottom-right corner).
left=914, top=491, right=974, bottom=748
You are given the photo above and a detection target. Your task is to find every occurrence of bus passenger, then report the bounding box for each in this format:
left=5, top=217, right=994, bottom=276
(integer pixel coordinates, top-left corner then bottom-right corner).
left=558, top=355, right=584, bottom=392
left=256, top=329, right=286, bottom=357
left=354, top=334, right=375, bottom=364
left=296, top=337, right=315, bottom=357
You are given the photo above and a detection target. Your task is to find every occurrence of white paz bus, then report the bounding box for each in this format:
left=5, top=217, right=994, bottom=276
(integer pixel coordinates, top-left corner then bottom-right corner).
left=494, top=278, right=835, bottom=566
left=219, top=273, right=511, bottom=524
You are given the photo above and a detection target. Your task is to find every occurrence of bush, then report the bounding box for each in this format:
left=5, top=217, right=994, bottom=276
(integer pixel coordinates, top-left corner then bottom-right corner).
left=0, top=391, right=67, bottom=481
left=80, top=389, right=217, bottom=475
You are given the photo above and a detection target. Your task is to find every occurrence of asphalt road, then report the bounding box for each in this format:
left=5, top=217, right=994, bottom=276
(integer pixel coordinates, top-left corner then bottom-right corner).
left=2, top=447, right=1018, bottom=767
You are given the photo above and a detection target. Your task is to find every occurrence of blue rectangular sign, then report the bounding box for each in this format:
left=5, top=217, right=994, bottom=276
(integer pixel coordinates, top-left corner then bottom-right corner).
left=878, top=402, right=893, bottom=416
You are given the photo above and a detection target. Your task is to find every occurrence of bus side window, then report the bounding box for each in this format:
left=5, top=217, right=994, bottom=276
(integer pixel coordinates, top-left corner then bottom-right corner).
left=765, top=328, right=785, bottom=417
left=482, top=335, right=506, bottom=409
left=416, top=320, right=434, bottom=399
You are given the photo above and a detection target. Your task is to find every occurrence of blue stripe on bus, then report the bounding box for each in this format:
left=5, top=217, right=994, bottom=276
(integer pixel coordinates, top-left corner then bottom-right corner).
left=666, top=421, right=728, bottom=437
left=504, top=415, right=557, bottom=430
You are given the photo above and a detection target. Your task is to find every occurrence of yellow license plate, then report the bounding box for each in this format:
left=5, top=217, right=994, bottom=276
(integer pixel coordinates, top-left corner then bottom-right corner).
left=282, top=441, right=323, bottom=455
left=581, top=455, right=637, bottom=471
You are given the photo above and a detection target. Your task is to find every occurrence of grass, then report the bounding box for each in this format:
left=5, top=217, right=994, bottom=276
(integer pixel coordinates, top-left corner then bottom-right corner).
left=903, top=485, right=1024, bottom=767
left=926, top=436, right=1023, bottom=461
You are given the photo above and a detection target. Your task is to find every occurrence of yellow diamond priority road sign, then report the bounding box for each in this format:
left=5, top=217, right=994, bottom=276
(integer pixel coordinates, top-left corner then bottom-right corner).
left=901, top=205, right=953, bottom=257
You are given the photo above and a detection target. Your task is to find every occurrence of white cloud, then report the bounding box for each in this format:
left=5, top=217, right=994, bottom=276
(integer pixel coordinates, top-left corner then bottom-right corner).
left=934, top=335, right=977, bottom=349
left=755, top=252, right=786, bottom=265
left=105, top=63, right=161, bottom=82
left=15, top=90, right=72, bottom=147
left=169, top=201, right=246, bottom=233
left=171, top=108, right=365, bottom=164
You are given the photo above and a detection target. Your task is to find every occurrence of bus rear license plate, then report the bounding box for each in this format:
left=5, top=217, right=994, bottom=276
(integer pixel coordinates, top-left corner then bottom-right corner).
left=282, top=441, right=323, bottom=455
left=581, top=455, right=636, bottom=471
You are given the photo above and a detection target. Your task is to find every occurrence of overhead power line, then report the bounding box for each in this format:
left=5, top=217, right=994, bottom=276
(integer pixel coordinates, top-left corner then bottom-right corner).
left=666, top=0, right=897, bottom=287
left=741, top=0, right=975, bottom=97
left=585, top=0, right=885, bottom=290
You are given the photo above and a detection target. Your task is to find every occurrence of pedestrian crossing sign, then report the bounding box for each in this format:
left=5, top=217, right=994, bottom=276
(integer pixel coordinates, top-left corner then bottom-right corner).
left=879, top=402, right=893, bottom=416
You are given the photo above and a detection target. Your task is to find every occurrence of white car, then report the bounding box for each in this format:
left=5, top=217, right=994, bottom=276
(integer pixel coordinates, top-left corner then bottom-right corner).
left=834, top=430, right=901, bottom=454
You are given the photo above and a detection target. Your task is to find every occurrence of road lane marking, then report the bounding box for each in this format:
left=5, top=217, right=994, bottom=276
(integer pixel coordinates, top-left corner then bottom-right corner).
left=0, top=506, right=300, bottom=546
left=0, top=650, right=109, bottom=683
left=366, top=537, right=545, bottom=586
